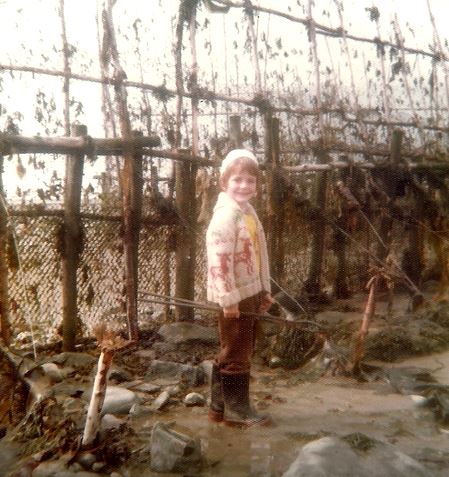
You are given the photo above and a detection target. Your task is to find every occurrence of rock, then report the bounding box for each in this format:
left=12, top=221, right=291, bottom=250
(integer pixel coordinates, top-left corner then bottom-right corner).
left=151, top=391, right=171, bottom=411
left=184, top=392, right=206, bottom=407
left=102, top=386, right=137, bottom=415
left=31, top=454, right=74, bottom=477
left=282, top=435, right=434, bottom=477
left=99, top=414, right=126, bottom=440
left=92, top=461, right=106, bottom=472
left=52, top=382, right=89, bottom=399
left=152, top=342, right=177, bottom=354
left=101, top=413, right=125, bottom=431
left=166, top=385, right=181, bottom=396
left=149, top=360, right=205, bottom=386
left=108, top=366, right=133, bottom=383
left=32, top=460, right=65, bottom=477
left=51, top=352, right=97, bottom=369
left=150, top=422, right=202, bottom=473
left=129, top=402, right=153, bottom=417
left=41, top=363, right=65, bottom=383
left=67, top=462, right=83, bottom=472
left=131, top=382, right=161, bottom=394
left=77, top=452, right=96, bottom=469
left=83, top=386, right=137, bottom=415
left=158, top=322, right=218, bottom=345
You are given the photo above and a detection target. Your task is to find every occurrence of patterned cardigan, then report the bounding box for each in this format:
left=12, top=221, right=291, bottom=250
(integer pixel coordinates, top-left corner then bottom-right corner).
left=206, top=192, right=271, bottom=307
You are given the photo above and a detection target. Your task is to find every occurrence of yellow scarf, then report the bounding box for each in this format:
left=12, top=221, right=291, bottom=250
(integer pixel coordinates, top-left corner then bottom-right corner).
left=243, top=213, right=260, bottom=271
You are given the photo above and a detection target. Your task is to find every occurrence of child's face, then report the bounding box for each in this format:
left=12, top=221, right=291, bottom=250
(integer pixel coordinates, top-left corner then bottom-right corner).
left=224, top=171, right=257, bottom=206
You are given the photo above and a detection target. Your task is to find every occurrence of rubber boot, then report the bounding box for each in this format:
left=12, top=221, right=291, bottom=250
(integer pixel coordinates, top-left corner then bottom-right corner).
left=208, top=363, right=224, bottom=422
left=221, top=373, right=271, bottom=427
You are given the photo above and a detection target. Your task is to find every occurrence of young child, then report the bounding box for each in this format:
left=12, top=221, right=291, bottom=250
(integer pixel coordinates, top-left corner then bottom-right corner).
left=206, top=148, right=273, bottom=426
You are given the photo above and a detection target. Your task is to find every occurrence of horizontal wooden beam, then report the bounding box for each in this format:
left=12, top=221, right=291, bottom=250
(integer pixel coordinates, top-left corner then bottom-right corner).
left=0, top=133, right=161, bottom=156
left=284, top=160, right=449, bottom=173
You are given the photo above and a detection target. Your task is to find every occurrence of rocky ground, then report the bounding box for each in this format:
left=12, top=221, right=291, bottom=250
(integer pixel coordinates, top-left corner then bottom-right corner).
left=1, top=285, right=449, bottom=476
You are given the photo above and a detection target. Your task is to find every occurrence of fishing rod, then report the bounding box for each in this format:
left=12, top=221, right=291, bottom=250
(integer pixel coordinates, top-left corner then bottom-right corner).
left=138, top=291, right=325, bottom=331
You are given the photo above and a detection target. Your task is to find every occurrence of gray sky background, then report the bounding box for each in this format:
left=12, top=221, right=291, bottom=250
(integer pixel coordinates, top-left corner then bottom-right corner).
left=1, top=0, right=448, bottom=199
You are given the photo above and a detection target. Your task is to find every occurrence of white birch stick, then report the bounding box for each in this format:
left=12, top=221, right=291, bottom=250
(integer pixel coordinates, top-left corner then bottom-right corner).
left=81, top=347, right=114, bottom=447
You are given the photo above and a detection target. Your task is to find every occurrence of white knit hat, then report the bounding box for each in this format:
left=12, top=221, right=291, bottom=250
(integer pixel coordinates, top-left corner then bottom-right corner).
left=220, top=149, right=258, bottom=175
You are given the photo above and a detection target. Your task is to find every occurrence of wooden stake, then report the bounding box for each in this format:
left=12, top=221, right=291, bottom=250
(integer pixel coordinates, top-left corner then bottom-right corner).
left=58, top=0, right=71, bottom=136
left=62, top=124, right=86, bottom=352
left=81, top=348, right=114, bottom=448
left=122, top=131, right=143, bottom=340
left=352, top=275, right=378, bottom=375
left=82, top=326, right=130, bottom=448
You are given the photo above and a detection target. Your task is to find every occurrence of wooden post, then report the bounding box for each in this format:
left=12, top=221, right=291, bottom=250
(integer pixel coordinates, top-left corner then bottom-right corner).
left=175, top=154, right=197, bottom=321
left=62, top=124, right=86, bottom=352
left=376, top=129, right=403, bottom=261
left=304, top=144, right=328, bottom=296
left=173, top=2, right=199, bottom=322
left=122, top=131, right=143, bottom=340
left=265, top=115, right=284, bottom=282
left=0, top=155, right=11, bottom=345
left=229, top=115, right=243, bottom=148
left=333, top=181, right=359, bottom=298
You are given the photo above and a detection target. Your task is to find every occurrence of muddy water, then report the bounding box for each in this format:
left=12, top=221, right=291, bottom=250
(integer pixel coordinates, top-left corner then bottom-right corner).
left=126, top=350, right=449, bottom=477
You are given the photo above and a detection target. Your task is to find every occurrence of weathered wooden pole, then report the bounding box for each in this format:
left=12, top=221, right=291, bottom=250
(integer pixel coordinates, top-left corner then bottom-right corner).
left=304, top=143, right=328, bottom=296
left=404, top=194, right=425, bottom=289
left=0, top=155, right=11, bottom=345
left=122, top=131, right=143, bottom=340
left=333, top=181, right=360, bottom=298
left=174, top=2, right=199, bottom=322
left=175, top=155, right=197, bottom=322
left=376, top=129, right=403, bottom=261
left=62, top=124, right=86, bottom=352
left=229, top=115, right=243, bottom=148
left=265, top=114, right=284, bottom=282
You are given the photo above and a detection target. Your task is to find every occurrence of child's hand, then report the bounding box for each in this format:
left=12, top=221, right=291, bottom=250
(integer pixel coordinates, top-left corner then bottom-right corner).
left=259, top=293, right=274, bottom=313
left=223, top=304, right=240, bottom=318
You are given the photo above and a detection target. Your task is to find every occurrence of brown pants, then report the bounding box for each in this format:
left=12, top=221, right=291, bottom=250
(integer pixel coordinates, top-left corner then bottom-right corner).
left=216, top=292, right=263, bottom=375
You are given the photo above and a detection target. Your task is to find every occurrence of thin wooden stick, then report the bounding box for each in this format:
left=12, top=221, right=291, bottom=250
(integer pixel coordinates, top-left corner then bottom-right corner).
left=245, top=0, right=262, bottom=94
left=58, top=0, right=70, bottom=136
left=372, top=1, right=392, bottom=132
left=138, top=292, right=322, bottom=329
left=334, top=0, right=368, bottom=141
left=308, top=0, right=323, bottom=131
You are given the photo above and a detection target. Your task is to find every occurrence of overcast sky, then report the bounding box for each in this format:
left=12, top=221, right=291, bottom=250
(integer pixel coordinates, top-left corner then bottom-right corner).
left=1, top=0, right=448, bottom=201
